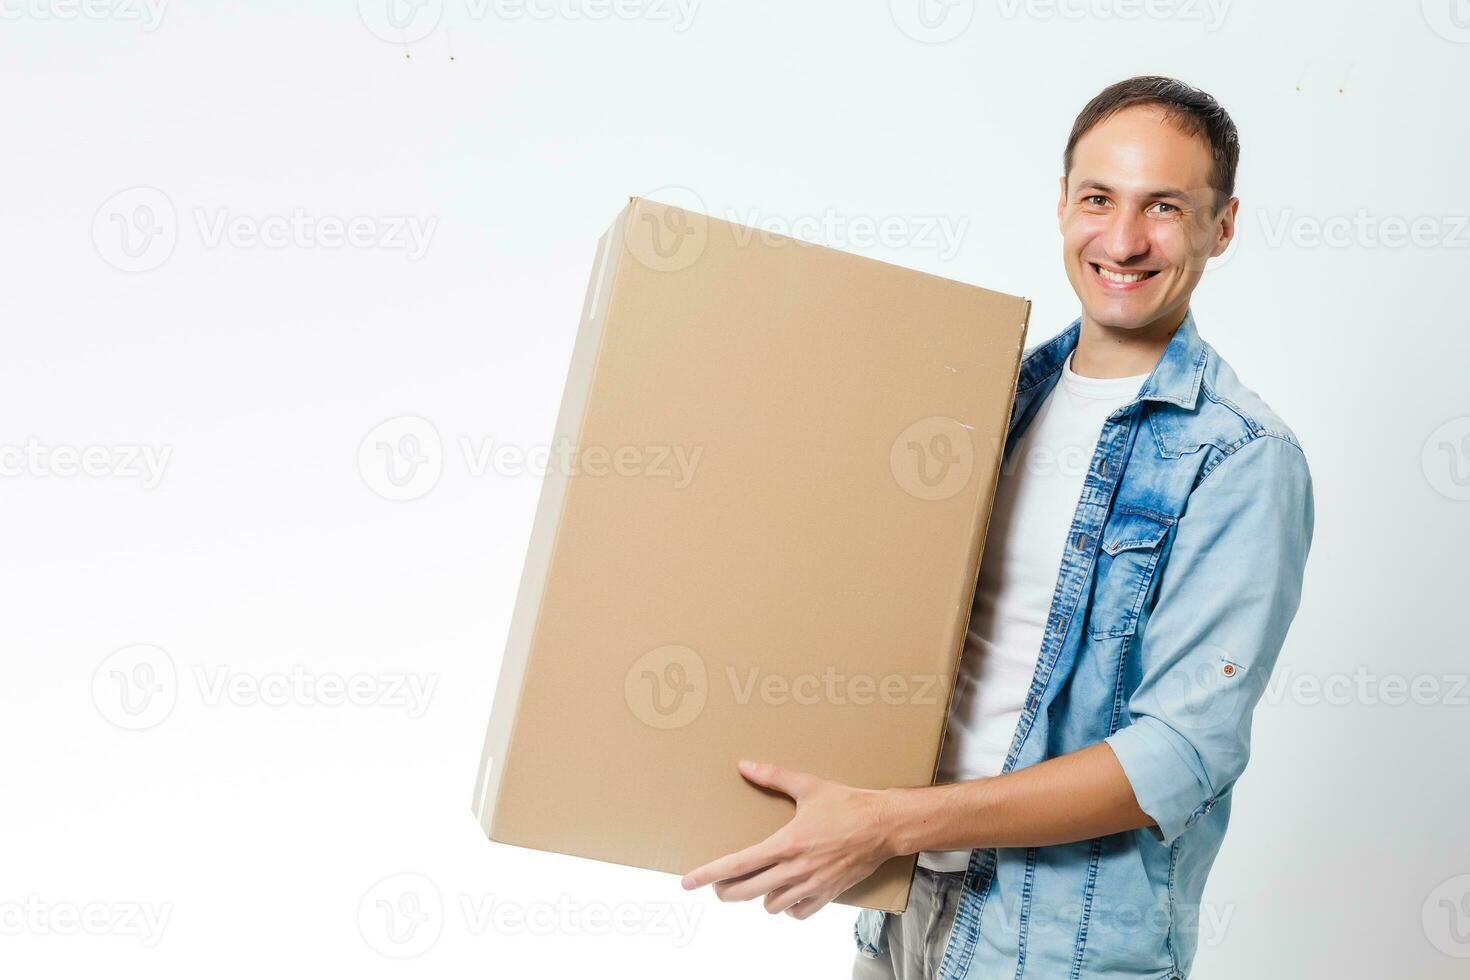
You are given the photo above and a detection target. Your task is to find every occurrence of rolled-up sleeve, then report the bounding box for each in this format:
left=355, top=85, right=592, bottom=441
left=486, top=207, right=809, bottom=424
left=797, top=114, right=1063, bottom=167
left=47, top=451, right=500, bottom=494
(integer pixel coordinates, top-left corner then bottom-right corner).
left=1104, top=433, right=1314, bottom=846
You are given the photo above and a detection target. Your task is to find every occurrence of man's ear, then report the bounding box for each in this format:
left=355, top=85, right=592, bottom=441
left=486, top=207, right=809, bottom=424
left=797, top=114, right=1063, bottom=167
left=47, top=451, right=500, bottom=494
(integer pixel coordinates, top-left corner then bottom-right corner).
left=1211, top=197, right=1240, bottom=258
left=1056, top=175, right=1068, bottom=227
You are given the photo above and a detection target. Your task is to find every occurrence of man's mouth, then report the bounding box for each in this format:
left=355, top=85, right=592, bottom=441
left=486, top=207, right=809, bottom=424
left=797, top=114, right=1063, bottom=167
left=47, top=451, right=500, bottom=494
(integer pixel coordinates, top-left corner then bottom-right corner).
left=1090, top=263, right=1160, bottom=290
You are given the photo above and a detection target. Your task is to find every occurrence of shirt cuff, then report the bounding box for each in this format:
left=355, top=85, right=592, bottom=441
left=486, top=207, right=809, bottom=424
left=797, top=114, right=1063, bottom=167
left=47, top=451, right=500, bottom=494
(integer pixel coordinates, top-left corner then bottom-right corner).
left=1105, top=717, right=1214, bottom=847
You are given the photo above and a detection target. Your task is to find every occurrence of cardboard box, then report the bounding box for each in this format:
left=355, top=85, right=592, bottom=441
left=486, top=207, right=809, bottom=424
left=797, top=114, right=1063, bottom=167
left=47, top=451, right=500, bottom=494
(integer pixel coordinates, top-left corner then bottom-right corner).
left=472, top=197, right=1030, bottom=912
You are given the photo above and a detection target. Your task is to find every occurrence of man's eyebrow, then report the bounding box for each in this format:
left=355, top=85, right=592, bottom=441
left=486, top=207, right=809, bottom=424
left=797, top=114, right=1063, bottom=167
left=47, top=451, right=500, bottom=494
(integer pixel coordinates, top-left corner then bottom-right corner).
left=1075, top=179, right=1196, bottom=201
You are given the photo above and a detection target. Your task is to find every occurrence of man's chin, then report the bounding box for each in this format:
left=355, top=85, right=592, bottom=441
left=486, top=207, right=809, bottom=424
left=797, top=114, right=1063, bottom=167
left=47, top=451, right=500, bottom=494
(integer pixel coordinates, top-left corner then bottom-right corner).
left=1080, top=302, right=1160, bottom=333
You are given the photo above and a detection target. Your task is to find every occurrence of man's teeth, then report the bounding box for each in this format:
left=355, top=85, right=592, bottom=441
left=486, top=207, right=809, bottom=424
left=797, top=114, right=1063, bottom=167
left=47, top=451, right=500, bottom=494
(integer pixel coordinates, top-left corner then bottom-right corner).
left=1096, top=266, right=1153, bottom=283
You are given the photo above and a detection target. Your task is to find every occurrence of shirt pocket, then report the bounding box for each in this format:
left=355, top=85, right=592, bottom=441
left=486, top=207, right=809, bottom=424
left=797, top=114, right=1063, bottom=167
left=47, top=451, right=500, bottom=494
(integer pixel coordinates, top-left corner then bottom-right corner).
left=1088, top=506, right=1175, bottom=639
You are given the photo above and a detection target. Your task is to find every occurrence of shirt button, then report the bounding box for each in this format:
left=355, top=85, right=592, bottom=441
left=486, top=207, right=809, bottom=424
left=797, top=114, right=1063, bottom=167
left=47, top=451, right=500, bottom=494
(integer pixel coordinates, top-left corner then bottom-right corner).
left=1076, top=533, right=1088, bottom=551
left=1222, top=663, right=1237, bottom=678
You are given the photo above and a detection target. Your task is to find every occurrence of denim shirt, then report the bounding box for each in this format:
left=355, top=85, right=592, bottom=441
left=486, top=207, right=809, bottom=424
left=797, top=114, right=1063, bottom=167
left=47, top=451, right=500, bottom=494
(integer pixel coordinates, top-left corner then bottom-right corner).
left=854, top=309, right=1314, bottom=979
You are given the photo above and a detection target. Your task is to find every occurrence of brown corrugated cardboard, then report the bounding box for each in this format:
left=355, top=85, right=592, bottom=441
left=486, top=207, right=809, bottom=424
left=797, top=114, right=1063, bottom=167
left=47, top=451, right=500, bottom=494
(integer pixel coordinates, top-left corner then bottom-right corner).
left=472, top=197, right=1030, bottom=913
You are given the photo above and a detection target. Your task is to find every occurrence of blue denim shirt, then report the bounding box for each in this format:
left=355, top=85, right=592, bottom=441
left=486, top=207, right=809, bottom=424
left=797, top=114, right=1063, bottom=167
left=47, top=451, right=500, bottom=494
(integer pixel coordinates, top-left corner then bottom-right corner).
left=855, top=309, right=1314, bottom=979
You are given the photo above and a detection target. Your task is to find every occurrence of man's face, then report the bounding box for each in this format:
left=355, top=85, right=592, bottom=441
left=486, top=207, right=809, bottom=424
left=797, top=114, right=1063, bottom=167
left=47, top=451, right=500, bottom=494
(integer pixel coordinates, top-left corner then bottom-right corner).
left=1057, top=104, right=1237, bottom=333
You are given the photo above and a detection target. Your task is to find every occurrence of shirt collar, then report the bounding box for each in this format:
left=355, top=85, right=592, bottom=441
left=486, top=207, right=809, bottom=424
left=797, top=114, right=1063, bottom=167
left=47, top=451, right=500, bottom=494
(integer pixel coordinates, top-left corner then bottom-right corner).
left=1017, top=308, right=1208, bottom=411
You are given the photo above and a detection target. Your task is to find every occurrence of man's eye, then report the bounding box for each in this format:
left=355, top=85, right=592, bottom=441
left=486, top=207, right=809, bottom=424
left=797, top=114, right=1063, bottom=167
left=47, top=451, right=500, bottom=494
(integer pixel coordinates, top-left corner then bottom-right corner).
left=1150, top=202, right=1180, bottom=214
left=1084, top=195, right=1109, bottom=207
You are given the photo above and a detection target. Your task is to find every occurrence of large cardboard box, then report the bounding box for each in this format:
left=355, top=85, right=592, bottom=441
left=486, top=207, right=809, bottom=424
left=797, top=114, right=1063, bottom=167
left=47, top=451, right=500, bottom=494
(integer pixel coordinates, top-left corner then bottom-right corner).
left=472, top=197, right=1030, bottom=912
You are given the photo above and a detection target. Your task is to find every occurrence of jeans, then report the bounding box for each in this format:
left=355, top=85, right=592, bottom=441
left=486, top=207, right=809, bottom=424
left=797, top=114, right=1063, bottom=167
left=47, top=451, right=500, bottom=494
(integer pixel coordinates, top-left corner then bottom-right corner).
left=851, top=867, right=965, bottom=980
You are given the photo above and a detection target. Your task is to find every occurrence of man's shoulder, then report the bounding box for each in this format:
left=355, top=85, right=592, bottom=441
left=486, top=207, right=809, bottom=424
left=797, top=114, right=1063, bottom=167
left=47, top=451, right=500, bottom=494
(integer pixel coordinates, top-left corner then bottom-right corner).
left=1179, top=338, right=1305, bottom=458
left=1150, top=336, right=1315, bottom=547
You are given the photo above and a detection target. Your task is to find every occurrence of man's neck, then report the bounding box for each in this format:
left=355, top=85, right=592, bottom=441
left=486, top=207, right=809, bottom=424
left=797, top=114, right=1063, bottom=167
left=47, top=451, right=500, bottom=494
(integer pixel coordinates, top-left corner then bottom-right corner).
left=1071, top=307, right=1187, bottom=379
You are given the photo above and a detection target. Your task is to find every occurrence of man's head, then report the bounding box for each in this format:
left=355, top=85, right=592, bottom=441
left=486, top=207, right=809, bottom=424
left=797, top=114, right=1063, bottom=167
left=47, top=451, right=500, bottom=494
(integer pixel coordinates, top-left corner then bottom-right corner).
left=1057, top=76, right=1240, bottom=335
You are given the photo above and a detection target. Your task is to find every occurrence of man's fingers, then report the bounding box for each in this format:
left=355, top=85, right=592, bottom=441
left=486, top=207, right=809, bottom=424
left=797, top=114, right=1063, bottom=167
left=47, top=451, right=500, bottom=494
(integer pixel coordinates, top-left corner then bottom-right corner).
left=764, top=882, right=809, bottom=915
left=681, top=836, right=781, bottom=890
left=714, top=863, right=803, bottom=904
left=783, top=895, right=826, bottom=919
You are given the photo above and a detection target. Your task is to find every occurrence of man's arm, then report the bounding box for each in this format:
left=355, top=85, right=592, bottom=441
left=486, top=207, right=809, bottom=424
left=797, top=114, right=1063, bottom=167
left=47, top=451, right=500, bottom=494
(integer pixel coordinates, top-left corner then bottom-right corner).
left=888, top=432, right=1314, bottom=854
left=882, top=742, right=1154, bottom=855
left=684, top=433, right=1313, bottom=915
left=679, top=745, right=1152, bottom=916
left=1101, top=433, right=1313, bottom=844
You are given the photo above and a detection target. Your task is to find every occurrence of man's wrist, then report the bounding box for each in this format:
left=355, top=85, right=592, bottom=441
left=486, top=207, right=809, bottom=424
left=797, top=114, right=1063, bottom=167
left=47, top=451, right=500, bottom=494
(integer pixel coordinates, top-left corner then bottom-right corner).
left=874, top=787, right=909, bottom=859
left=879, top=783, right=963, bottom=858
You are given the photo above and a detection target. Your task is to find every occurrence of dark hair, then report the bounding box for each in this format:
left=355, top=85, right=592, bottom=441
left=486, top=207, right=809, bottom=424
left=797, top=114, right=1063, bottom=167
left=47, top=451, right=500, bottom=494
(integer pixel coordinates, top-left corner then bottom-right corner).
left=1063, top=75, right=1240, bottom=211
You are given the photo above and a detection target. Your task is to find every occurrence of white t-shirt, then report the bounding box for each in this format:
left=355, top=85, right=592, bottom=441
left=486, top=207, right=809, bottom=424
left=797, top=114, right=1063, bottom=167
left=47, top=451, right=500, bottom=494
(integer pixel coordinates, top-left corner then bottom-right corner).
left=917, top=351, right=1150, bottom=873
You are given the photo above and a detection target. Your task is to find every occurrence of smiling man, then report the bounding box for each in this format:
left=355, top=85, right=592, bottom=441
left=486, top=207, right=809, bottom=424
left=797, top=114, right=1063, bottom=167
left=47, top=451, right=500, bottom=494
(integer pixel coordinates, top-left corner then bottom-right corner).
left=680, top=76, right=1315, bottom=979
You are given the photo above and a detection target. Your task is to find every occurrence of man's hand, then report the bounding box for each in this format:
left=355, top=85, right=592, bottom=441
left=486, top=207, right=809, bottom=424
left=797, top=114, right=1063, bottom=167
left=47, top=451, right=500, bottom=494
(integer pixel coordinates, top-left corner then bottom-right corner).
left=679, top=745, right=1155, bottom=920
left=679, top=759, right=895, bottom=919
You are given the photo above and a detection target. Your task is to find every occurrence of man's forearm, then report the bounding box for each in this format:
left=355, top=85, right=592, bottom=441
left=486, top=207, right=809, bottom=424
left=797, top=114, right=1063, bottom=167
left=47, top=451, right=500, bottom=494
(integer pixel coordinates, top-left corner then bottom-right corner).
left=881, top=742, right=1156, bottom=856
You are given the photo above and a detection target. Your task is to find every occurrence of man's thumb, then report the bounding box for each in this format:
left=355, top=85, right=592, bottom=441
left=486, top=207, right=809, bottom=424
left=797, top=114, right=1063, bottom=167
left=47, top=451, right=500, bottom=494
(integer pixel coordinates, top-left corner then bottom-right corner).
left=739, top=759, right=811, bottom=798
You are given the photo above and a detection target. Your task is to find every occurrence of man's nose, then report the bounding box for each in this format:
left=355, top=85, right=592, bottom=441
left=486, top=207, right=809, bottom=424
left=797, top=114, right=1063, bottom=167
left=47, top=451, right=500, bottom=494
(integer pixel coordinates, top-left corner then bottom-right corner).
left=1102, top=210, right=1150, bottom=264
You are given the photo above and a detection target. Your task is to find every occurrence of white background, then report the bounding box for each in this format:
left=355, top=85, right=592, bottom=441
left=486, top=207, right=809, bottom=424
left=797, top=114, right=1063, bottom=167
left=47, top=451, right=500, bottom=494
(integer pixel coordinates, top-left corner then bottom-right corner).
left=2, top=0, right=1467, bottom=976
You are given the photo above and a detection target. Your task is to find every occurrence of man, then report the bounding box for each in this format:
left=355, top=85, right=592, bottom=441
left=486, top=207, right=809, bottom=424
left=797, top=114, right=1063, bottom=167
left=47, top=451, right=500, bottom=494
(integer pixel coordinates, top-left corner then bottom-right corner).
left=679, top=76, right=1315, bottom=978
